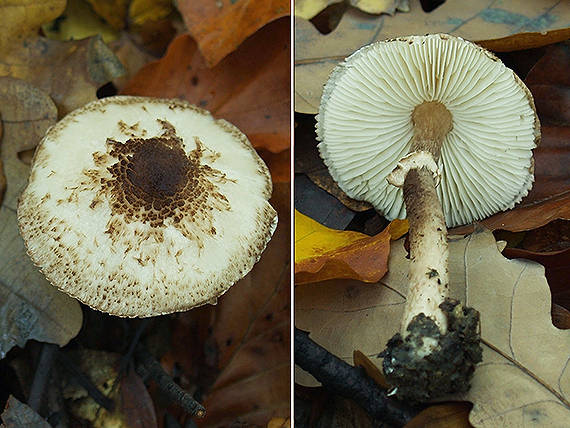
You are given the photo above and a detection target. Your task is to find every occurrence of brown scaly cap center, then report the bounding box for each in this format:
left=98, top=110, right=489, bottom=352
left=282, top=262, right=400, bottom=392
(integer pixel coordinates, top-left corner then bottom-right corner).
left=78, top=119, right=233, bottom=246
left=411, top=101, right=453, bottom=160
left=127, top=137, right=189, bottom=198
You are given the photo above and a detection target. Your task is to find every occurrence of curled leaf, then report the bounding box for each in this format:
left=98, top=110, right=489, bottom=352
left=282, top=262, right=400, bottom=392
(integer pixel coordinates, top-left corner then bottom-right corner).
left=176, top=0, right=290, bottom=67
left=295, top=211, right=407, bottom=284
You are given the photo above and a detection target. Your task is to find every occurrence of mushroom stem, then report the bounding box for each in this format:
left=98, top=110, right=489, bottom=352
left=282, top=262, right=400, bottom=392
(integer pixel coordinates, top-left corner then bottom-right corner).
left=401, top=101, right=451, bottom=335
left=402, top=167, right=449, bottom=335
left=380, top=102, right=482, bottom=401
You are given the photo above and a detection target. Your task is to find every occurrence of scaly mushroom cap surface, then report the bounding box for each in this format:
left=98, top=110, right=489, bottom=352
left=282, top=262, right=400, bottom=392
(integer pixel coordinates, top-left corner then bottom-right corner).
left=18, top=96, right=277, bottom=317
left=316, top=34, right=540, bottom=227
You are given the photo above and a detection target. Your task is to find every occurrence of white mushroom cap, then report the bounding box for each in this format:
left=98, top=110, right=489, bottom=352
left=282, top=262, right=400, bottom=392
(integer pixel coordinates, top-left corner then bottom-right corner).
left=18, top=96, right=277, bottom=317
left=316, top=34, right=540, bottom=227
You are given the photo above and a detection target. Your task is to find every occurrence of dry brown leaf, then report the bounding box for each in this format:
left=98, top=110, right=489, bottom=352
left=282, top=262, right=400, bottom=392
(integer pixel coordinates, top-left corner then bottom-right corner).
left=295, top=0, right=570, bottom=113
left=258, top=148, right=291, bottom=183
left=128, top=0, right=172, bottom=27
left=296, top=227, right=570, bottom=425
left=0, top=77, right=82, bottom=358
left=267, top=417, right=291, bottom=428
left=176, top=0, right=290, bottom=67
left=121, top=18, right=290, bottom=154
left=108, top=34, right=158, bottom=91
left=1, top=396, right=51, bottom=427
left=86, top=0, right=130, bottom=30
left=405, top=402, right=473, bottom=428
left=197, top=183, right=290, bottom=427
left=503, top=246, right=570, bottom=313
left=0, top=0, right=125, bottom=116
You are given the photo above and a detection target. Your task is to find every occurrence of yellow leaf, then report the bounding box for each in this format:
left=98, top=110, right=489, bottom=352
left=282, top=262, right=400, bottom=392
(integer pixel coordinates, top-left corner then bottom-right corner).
left=295, top=210, right=405, bottom=284
left=42, top=0, right=119, bottom=43
left=295, top=0, right=337, bottom=20
left=388, top=218, right=409, bottom=240
left=129, top=0, right=173, bottom=27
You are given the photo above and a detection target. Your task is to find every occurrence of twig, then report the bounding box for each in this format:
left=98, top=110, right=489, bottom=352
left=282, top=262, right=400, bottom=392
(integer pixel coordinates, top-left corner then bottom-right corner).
left=135, top=345, right=206, bottom=418
left=294, top=328, right=421, bottom=427
left=28, top=342, right=58, bottom=412
left=119, top=318, right=153, bottom=375
left=56, top=351, right=115, bottom=412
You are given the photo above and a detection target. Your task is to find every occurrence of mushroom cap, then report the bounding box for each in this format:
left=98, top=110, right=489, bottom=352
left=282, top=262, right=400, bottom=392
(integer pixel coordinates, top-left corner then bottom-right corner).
left=18, top=96, right=277, bottom=317
left=316, top=34, right=540, bottom=227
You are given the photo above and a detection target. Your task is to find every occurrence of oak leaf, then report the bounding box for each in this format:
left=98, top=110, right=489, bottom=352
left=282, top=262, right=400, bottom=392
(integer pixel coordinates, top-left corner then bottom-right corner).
left=176, top=0, right=289, bottom=67
left=0, top=0, right=125, bottom=116
left=0, top=78, right=82, bottom=358
left=295, top=0, right=570, bottom=113
left=295, top=210, right=407, bottom=284
left=296, top=228, right=570, bottom=425
left=121, top=18, right=290, bottom=155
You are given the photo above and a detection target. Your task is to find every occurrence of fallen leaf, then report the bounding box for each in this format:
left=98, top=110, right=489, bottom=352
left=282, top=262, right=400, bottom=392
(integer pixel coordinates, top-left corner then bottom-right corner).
left=0, top=77, right=82, bottom=358
left=404, top=402, right=472, bottom=428
left=295, top=0, right=407, bottom=20
left=353, top=349, right=388, bottom=389
left=86, top=0, right=130, bottom=30
left=267, top=417, right=291, bottom=428
left=552, top=304, right=570, bottom=330
left=196, top=183, right=290, bottom=427
left=108, top=33, right=158, bottom=91
left=176, top=0, right=289, bottom=67
left=1, top=396, right=51, bottom=427
left=42, top=0, right=119, bottom=43
left=296, top=228, right=570, bottom=425
left=122, top=18, right=290, bottom=154
left=0, top=0, right=125, bottom=116
left=503, top=247, right=570, bottom=311
left=259, top=148, right=291, bottom=183
left=295, top=1, right=570, bottom=113
left=128, top=0, right=172, bottom=27
left=295, top=211, right=406, bottom=284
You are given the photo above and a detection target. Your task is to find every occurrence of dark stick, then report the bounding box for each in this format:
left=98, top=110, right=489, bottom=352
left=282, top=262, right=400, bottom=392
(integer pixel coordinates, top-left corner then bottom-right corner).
left=294, top=328, right=420, bottom=427
left=56, top=351, right=115, bottom=412
left=28, top=342, right=58, bottom=412
left=119, top=318, right=152, bottom=375
left=135, top=345, right=206, bottom=418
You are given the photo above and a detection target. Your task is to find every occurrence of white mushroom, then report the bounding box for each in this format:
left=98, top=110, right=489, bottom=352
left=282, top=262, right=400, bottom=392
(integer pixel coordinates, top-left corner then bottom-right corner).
left=317, top=34, right=540, bottom=400
left=18, top=96, right=277, bottom=318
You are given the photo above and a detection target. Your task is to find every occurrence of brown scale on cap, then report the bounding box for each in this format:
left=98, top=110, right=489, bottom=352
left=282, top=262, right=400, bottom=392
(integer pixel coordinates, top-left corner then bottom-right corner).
left=78, top=119, right=232, bottom=247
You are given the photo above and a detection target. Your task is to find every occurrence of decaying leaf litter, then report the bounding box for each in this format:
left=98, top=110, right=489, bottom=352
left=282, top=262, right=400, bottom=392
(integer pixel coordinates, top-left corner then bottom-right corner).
left=294, top=2, right=570, bottom=426
left=0, top=0, right=290, bottom=426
